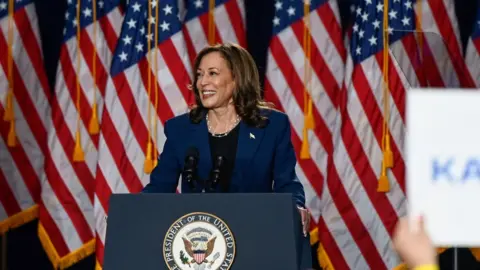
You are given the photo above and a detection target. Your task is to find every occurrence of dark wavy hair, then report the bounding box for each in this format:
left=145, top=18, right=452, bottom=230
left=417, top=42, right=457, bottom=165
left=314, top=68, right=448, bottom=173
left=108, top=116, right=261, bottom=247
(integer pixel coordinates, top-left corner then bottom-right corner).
left=189, top=43, right=274, bottom=128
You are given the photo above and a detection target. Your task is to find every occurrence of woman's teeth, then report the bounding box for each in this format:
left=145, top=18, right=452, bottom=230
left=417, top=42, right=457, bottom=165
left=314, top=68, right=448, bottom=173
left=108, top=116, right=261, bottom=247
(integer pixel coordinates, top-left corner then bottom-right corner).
left=202, top=90, right=216, bottom=97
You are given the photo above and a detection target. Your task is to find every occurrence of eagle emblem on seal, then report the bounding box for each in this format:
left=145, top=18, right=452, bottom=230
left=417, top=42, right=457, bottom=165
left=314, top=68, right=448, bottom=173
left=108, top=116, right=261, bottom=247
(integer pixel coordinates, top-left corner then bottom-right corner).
left=163, top=212, right=235, bottom=270
left=179, top=227, right=220, bottom=267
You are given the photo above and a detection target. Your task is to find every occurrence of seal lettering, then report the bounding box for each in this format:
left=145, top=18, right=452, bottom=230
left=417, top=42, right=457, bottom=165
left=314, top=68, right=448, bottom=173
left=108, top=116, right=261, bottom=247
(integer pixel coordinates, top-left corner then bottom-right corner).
left=163, top=212, right=236, bottom=270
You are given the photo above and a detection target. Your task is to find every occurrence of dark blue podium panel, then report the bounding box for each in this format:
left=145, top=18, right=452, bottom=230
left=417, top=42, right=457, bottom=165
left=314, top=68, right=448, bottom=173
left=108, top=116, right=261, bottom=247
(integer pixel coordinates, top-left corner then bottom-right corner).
left=103, top=193, right=312, bottom=270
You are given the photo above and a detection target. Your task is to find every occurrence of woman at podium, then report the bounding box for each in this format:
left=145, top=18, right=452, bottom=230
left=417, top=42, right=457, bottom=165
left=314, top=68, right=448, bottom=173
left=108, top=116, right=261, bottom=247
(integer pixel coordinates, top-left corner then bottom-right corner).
left=142, top=42, right=310, bottom=235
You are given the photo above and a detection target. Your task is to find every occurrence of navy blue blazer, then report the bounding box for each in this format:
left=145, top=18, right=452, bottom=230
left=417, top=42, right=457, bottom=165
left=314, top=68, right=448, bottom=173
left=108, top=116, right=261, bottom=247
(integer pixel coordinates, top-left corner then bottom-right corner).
left=142, top=109, right=306, bottom=207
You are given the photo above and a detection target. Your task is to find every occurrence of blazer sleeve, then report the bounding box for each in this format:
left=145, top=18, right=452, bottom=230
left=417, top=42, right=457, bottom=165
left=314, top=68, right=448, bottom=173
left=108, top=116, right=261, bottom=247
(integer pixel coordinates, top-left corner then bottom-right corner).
left=273, top=114, right=306, bottom=207
left=142, top=120, right=181, bottom=193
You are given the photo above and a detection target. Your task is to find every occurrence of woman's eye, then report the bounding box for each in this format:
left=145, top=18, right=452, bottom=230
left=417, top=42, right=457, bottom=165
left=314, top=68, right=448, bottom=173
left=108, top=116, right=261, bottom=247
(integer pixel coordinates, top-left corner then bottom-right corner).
left=209, top=71, right=217, bottom=76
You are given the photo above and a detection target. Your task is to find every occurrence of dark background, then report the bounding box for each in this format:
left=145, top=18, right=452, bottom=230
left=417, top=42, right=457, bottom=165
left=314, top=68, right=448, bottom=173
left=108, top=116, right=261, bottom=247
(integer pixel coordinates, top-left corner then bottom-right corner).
left=1, top=0, right=480, bottom=269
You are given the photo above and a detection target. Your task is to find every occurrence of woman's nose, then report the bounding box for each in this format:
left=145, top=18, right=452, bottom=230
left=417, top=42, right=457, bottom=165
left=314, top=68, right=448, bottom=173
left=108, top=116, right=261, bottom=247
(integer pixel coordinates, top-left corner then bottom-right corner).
left=199, top=74, right=210, bottom=86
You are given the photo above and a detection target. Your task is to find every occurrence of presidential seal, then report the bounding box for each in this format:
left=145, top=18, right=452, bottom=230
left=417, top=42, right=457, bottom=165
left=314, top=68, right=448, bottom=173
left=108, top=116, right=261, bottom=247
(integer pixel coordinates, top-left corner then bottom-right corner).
left=163, top=212, right=235, bottom=270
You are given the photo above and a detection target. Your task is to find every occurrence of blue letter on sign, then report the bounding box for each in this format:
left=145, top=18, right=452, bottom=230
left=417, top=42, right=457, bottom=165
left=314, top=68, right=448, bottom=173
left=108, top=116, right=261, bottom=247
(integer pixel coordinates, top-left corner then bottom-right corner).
left=461, top=158, right=480, bottom=182
left=432, top=158, right=453, bottom=181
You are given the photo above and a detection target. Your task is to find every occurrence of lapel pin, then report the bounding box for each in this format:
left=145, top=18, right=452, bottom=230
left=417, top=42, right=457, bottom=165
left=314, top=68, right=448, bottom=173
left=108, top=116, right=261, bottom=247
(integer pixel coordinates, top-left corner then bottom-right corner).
left=249, top=133, right=255, bottom=139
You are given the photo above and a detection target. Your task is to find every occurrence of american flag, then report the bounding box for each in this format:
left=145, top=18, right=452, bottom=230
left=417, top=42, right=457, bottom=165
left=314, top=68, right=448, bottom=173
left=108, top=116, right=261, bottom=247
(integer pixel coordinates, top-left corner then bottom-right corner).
left=182, top=0, right=246, bottom=65
left=263, top=0, right=346, bottom=264
left=465, top=1, right=480, bottom=87
left=323, top=0, right=423, bottom=268
left=94, top=0, right=191, bottom=266
left=415, top=0, right=475, bottom=88
left=0, top=0, right=50, bottom=235
left=38, top=0, right=123, bottom=268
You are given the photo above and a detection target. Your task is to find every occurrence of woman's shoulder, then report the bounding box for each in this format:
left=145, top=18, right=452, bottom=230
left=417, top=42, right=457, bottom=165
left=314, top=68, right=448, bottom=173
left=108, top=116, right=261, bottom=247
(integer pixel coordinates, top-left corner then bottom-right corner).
left=164, top=112, right=193, bottom=130
left=259, top=107, right=290, bottom=127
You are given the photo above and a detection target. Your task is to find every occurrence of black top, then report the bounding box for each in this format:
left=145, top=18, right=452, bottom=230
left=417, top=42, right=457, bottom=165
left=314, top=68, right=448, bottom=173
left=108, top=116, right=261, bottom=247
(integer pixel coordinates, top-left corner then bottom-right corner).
left=208, top=123, right=240, bottom=192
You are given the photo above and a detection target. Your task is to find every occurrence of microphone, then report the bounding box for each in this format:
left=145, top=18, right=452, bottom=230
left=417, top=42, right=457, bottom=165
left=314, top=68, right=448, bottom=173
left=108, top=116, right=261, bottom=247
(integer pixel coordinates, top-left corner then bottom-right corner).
left=207, top=155, right=226, bottom=192
left=182, top=147, right=199, bottom=191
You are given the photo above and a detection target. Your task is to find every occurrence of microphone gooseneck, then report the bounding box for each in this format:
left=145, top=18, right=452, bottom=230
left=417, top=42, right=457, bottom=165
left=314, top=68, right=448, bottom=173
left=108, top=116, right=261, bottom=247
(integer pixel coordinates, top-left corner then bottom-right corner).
left=182, top=147, right=199, bottom=191
left=207, top=155, right=226, bottom=192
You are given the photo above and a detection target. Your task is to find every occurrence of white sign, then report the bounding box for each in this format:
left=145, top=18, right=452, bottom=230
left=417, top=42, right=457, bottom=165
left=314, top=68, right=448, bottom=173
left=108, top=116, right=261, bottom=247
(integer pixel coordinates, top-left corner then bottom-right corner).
left=406, top=89, right=480, bottom=247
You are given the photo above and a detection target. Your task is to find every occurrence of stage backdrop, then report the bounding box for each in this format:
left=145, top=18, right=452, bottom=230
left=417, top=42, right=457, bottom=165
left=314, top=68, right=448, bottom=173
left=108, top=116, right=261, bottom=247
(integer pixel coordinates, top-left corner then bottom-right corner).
left=1, top=0, right=480, bottom=270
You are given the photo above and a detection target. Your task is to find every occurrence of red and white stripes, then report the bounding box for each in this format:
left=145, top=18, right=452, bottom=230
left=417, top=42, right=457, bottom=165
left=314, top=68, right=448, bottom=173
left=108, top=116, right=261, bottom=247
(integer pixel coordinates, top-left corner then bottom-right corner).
left=465, top=4, right=480, bottom=87
left=0, top=2, right=50, bottom=235
left=326, top=38, right=422, bottom=268
left=182, top=0, right=246, bottom=65
left=93, top=33, right=192, bottom=268
left=38, top=3, right=123, bottom=268
left=415, top=0, right=475, bottom=88
left=264, top=0, right=345, bottom=255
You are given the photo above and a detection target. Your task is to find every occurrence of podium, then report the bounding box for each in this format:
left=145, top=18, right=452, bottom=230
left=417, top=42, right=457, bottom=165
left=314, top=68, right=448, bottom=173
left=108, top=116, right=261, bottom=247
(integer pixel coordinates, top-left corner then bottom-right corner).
left=103, top=193, right=313, bottom=270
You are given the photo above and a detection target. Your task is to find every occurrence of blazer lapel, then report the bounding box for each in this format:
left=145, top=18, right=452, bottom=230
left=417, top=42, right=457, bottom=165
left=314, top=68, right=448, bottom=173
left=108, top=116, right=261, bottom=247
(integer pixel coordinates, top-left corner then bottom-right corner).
left=233, top=121, right=265, bottom=179
left=189, top=119, right=212, bottom=183
left=189, top=117, right=265, bottom=189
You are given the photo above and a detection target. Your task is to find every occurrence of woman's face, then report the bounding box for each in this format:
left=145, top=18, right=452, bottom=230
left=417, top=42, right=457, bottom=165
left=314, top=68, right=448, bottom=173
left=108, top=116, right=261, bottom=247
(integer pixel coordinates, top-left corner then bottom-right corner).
left=196, top=52, right=235, bottom=110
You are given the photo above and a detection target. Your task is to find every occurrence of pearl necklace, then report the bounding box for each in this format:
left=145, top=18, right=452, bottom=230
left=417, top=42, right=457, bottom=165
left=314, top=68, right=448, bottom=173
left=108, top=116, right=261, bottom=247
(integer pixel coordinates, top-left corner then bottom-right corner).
left=206, top=113, right=241, bottom=138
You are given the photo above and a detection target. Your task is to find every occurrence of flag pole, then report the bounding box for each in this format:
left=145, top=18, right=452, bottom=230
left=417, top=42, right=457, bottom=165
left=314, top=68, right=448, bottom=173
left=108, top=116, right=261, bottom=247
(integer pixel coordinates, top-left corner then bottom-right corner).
left=143, top=0, right=154, bottom=173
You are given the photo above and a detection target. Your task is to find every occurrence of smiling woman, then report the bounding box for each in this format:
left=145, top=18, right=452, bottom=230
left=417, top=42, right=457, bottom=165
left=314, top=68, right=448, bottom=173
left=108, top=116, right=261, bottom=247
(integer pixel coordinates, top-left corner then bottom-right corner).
left=194, top=51, right=237, bottom=117
left=189, top=43, right=272, bottom=130
left=142, top=42, right=311, bottom=236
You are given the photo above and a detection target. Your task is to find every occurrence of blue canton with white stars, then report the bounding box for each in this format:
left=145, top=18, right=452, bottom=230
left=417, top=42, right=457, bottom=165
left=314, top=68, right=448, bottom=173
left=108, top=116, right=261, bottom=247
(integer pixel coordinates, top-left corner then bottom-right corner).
left=183, top=0, right=230, bottom=22
left=0, top=0, right=32, bottom=20
left=350, top=0, right=416, bottom=64
left=63, top=0, right=121, bottom=43
left=472, top=3, right=480, bottom=39
left=110, top=0, right=183, bottom=76
left=271, top=0, right=329, bottom=36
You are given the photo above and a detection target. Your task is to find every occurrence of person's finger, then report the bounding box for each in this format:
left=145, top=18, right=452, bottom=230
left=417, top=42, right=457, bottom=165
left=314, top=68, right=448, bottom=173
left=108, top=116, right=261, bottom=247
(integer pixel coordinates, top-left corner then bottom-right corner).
left=299, top=209, right=305, bottom=235
left=303, top=211, right=309, bottom=237
left=297, top=207, right=310, bottom=237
